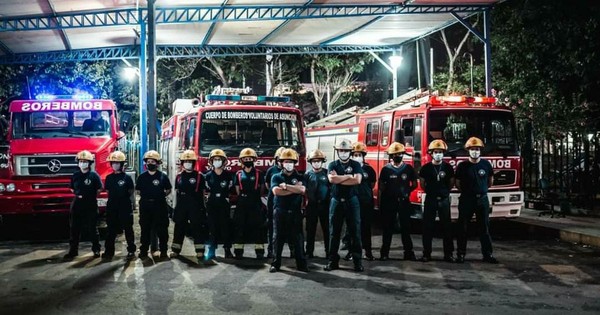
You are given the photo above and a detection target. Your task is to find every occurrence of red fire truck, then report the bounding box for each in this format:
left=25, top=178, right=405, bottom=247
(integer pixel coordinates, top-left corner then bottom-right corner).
left=0, top=97, right=126, bottom=223
left=160, top=89, right=306, bottom=208
left=305, top=92, right=524, bottom=219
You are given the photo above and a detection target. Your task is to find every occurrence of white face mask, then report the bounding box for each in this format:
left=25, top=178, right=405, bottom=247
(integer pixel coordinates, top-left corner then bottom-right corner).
left=469, top=149, right=481, bottom=159
left=338, top=151, right=350, bottom=161
left=311, top=161, right=323, bottom=170
left=212, top=160, right=223, bottom=169
left=111, top=163, right=121, bottom=171
left=183, top=162, right=193, bottom=171
left=432, top=153, right=444, bottom=162
left=352, top=156, right=363, bottom=165
left=79, top=162, right=89, bottom=170
left=283, top=162, right=294, bottom=172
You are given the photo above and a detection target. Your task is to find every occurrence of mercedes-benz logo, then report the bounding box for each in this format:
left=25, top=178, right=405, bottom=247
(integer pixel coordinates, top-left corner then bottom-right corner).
left=48, top=159, right=62, bottom=173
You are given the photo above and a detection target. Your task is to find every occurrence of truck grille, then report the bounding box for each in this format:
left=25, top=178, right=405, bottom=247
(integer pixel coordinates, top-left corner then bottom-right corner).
left=15, top=155, right=89, bottom=176
left=493, top=170, right=516, bottom=186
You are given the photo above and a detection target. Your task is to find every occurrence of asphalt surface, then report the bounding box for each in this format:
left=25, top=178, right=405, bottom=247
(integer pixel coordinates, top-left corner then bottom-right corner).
left=0, top=217, right=599, bottom=315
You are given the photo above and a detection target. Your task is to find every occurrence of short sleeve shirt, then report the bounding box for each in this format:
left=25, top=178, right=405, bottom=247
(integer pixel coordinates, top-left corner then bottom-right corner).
left=419, top=162, right=455, bottom=197
left=105, top=172, right=134, bottom=200
left=379, top=163, right=417, bottom=199
left=204, top=170, right=233, bottom=200
left=175, top=170, right=204, bottom=203
left=304, top=168, right=330, bottom=202
left=135, top=171, right=172, bottom=200
left=328, top=159, right=362, bottom=199
left=71, top=170, right=103, bottom=199
left=234, top=168, right=264, bottom=195
left=357, top=163, right=377, bottom=203
left=271, top=171, right=304, bottom=211
left=455, top=159, right=493, bottom=195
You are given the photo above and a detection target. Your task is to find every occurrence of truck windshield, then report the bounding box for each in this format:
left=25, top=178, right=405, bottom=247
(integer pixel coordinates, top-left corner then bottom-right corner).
left=429, top=109, right=518, bottom=156
left=11, top=110, right=113, bottom=139
left=199, top=110, right=303, bottom=157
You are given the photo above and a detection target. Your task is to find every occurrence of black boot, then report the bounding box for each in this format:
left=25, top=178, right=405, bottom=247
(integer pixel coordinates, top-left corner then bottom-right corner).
left=224, top=248, right=234, bottom=259
left=234, top=249, right=244, bottom=260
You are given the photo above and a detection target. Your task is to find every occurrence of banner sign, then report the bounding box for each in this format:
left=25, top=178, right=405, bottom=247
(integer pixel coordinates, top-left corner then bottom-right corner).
left=10, top=100, right=115, bottom=112
left=203, top=110, right=297, bottom=121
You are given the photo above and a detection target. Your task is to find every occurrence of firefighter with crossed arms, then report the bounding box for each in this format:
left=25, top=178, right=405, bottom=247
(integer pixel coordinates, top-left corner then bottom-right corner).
left=269, top=148, right=308, bottom=272
left=135, top=150, right=172, bottom=260
left=64, top=150, right=103, bottom=260
left=102, top=151, right=136, bottom=261
left=233, top=148, right=266, bottom=259
left=204, top=148, right=234, bottom=259
left=419, top=139, right=456, bottom=262
left=170, top=150, right=208, bottom=262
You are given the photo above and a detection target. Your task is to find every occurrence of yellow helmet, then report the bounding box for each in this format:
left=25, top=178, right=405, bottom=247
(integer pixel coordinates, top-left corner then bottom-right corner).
left=209, top=149, right=227, bottom=160
left=428, top=139, right=448, bottom=152
left=464, top=137, right=484, bottom=149
left=179, top=150, right=197, bottom=161
left=238, top=148, right=258, bottom=160
left=143, top=150, right=161, bottom=162
left=352, top=142, right=367, bottom=154
left=387, top=142, right=405, bottom=155
left=274, top=147, right=287, bottom=159
left=334, top=138, right=353, bottom=150
left=279, top=148, right=298, bottom=162
left=107, top=151, right=126, bottom=162
left=307, top=149, right=326, bottom=162
left=76, top=150, right=94, bottom=161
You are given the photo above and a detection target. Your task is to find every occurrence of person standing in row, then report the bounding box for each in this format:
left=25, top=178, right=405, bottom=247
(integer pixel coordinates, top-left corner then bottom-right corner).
left=304, top=149, right=330, bottom=259
left=136, top=150, right=172, bottom=260
left=64, top=150, right=103, bottom=260
left=419, top=140, right=456, bottom=263
left=324, top=138, right=364, bottom=272
left=233, top=148, right=266, bottom=259
left=170, top=150, right=208, bottom=262
left=102, top=151, right=136, bottom=261
left=456, top=137, right=498, bottom=264
left=265, top=147, right=294, bottom=259
left=378, top=142, right=417, bottom=261
left=269, top=149, right=308, bottom=273
left=204, top=149, right=234, bottom=259
left=350, top=142, right=376, bottom=261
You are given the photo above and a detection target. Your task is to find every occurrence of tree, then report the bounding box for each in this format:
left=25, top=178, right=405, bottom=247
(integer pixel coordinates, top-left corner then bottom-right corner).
left=263, top=55, right=302, bottom=96
left=308, top=53, right=374, bottom=120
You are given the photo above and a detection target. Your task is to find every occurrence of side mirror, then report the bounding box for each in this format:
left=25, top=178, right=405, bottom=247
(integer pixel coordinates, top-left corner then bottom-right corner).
left=394, top=129, right=405, bottom=144
left=119, top=112, right=132, bottom=131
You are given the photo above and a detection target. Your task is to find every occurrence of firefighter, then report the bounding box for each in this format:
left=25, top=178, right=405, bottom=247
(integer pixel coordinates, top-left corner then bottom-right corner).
left=204, top=148, right=234, bottom=259
left=324, top=138, right=364, bottom=272
left=419, top=140, right=456, bottom=263
left=63, top=150, right=103, bottom=260
left=378, top=142, right=418, bottom=261
left=346, top=142, right=376, bottom=261
left=170, top=150, right=208, bottom=262
left=265, top=146, right=293, bottom=259
left=269, top=149, right=308, bottom=272
left=102, top=151, right=136, bottom=261
left=304, top=149, right=330, bottom=259
left=233, top=148, right=266, bottom=259
left=456, top=137, right=498, bottom=264
left=136, top=150, right=172, bottom=260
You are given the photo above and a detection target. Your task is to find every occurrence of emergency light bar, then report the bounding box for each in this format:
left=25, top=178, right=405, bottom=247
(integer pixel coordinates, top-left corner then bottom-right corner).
left=206, top=94, right=290, bottom=103
left=35, top=93, right=94, bottom=101
left=429, top=96, right=497, bottom=106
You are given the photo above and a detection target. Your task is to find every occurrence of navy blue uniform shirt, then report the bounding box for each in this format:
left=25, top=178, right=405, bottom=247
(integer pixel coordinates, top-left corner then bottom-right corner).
left=304, top=168, right=330, bottom=202
left=105, top=172, right=133, bottom=200
left=328, top=159, right=362, bottom=200
left=204, top=170, right=233, bottom=200
left=71, top=170, right=103, bottom=199
left=271, top=170, right=304, bottom=211
left=379, top=163, right=417, bottom=199
left=419, top=162, right=455, bottom=197
left=135, top=171, right=172, bottom=200
left=455, top=159, right=493, bottom=195
left=234, top=168, right=264, bottom=196
left=175, top=170, right=204, bottom=203
left=357, top=163, right=376, bottom=203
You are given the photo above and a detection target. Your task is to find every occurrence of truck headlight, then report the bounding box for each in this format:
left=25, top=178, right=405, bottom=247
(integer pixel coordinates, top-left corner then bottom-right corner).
left=0, top=183, right=5, bottom=192
left=6, top=183, right=16, bottom=192
left=509, top=194, right=521, bottom=202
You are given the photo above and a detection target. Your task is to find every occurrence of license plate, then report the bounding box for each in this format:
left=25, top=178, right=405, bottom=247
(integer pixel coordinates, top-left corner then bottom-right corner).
left=97, top=198, right=108, bottom=207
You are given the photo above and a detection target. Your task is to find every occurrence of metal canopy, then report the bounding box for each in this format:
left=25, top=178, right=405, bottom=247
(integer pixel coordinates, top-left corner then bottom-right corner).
left=0, top=0, right=498, bottom=64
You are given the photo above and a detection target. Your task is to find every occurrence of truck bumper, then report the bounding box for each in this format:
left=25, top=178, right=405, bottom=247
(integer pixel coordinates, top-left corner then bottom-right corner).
left=419, top=191, right=524, bottom=220
left=0, top=193, right=107, bottom=216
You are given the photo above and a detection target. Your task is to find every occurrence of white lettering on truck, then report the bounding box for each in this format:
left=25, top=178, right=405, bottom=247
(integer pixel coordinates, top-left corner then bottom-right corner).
left=20, top=101, right=103, bottom=112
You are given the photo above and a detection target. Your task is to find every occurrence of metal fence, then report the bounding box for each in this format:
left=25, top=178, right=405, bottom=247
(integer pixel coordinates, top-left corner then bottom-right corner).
left=522, top=131, right=600, bottom=213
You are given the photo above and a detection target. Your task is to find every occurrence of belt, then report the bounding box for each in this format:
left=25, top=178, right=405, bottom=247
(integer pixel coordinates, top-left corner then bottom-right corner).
left=141, top=198, right=162, bottom=202
left=239, top=193, right=258, bottom=198
left=475, top=194, right=487, bottom=198
left=428, top=195, right=449, bottom=200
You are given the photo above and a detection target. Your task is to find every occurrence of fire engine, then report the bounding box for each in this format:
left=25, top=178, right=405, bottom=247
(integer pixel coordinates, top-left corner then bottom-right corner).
left=160, top=87, right=306, bottom=208
left=305, top=90, right=524, bottom=219
left=0, top=96, right=127, bottom=223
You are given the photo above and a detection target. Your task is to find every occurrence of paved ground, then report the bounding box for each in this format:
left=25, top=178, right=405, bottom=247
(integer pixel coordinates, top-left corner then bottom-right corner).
left=0, top=217, right=599, bottom=315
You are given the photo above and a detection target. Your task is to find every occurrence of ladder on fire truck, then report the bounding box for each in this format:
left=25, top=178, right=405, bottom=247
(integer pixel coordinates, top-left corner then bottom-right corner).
left=306, top=88, right=431, bottom=128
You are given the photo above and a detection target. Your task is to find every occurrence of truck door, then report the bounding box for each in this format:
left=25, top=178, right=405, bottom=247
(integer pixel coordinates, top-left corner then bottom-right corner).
left=364, top=118, right=381, bottom=168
